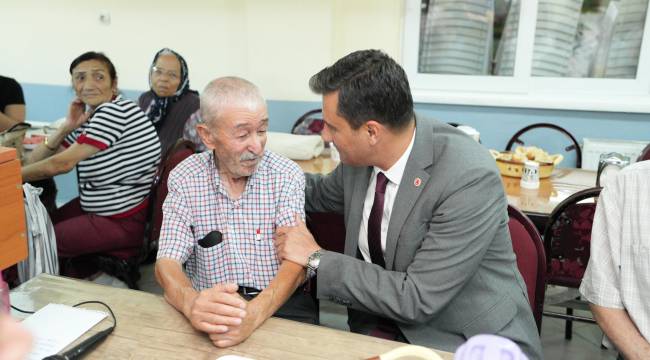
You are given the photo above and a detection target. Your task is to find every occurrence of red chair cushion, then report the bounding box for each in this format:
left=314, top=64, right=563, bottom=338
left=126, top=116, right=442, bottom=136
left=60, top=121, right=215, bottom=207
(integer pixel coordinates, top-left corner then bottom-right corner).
left=547, top=203, right=596, bottom=288
left=307, top=212, right=345, bottom=253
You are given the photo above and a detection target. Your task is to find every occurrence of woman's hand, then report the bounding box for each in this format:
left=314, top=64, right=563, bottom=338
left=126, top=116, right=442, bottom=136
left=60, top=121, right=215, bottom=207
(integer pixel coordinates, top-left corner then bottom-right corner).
left=64, top=98, right=91, bottom=132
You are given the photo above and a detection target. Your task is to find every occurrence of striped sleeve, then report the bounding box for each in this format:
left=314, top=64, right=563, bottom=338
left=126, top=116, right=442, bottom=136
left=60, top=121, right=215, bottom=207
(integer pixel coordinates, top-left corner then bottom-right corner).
left=63, top=128, right=81, bottom=148
left=78, top=102, right=131, bottom=149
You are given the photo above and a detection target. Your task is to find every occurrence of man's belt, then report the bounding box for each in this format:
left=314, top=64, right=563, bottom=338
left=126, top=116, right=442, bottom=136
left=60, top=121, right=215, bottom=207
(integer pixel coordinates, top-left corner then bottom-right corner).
left=237, top=286, right=261, bottom=300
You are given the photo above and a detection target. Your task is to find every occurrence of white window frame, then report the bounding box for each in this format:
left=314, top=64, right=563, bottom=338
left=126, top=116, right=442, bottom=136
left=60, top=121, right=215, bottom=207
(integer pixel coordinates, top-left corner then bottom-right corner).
left=402, top=0, right=650, bottom=113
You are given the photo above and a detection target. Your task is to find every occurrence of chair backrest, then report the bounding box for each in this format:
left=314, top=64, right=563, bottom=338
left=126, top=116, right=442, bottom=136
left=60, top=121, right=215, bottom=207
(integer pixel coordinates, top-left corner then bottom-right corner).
left=507, top=204, right=546, bottom=332
left=505, top=123, right=582, bottom=168
left=543, top=187, right=602, bottom=289
left=305, top=211, right=345, bottom=253
left=146, top=139, right=196, bottom=256
left=291, top=109, right=323, bottom=135
left=637, top=143, right=650, bottom=162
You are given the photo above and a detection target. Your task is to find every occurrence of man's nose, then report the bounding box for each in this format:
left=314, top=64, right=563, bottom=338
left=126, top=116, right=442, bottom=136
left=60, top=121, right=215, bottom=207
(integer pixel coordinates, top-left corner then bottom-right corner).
left=248, top=133, right=265, bottom=154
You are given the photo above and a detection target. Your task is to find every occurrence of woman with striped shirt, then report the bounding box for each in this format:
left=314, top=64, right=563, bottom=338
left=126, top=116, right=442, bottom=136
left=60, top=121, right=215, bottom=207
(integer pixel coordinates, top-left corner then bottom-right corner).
left=22, top=51, right=161, bottom=277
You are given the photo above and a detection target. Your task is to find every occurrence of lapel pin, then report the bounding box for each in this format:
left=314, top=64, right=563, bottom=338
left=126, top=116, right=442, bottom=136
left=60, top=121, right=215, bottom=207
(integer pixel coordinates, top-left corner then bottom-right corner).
left=414, top=177, right=422, bottom=187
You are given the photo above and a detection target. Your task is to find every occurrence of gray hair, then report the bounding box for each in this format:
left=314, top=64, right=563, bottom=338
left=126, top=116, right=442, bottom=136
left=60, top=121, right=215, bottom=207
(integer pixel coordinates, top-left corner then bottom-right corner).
left=200, top=76, right=266, bottom=126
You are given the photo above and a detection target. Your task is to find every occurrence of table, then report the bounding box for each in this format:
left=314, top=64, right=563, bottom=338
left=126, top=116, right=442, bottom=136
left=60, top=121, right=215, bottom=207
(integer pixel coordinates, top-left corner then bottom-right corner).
left=501, top=167, right=597, bottom=217
left=11, top=274, right=453, bottom=360
left=295, top=155, right=597, bottom=218
left=294, top=155, right=339, bottom=175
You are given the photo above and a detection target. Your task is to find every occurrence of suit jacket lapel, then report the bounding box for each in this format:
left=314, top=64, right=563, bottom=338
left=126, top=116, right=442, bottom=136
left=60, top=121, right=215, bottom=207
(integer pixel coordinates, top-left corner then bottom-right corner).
left=345, top=166, right=372, bottom=256
left=385, top=118, right=434, bottom=269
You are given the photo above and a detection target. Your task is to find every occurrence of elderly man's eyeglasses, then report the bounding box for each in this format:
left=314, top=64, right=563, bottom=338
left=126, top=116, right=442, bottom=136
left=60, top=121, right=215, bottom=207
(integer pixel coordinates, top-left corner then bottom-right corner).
left=152, top=66, right=180, bottom=80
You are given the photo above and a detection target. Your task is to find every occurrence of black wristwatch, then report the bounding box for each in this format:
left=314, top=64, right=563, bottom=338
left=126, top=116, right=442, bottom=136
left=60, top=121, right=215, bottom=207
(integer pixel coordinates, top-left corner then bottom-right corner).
left=306, top=249, right=322, bottom=272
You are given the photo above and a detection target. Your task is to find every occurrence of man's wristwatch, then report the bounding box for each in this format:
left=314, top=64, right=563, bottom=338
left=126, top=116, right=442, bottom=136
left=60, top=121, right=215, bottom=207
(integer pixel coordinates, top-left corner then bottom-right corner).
left=306, top=249, right=322, bottom=272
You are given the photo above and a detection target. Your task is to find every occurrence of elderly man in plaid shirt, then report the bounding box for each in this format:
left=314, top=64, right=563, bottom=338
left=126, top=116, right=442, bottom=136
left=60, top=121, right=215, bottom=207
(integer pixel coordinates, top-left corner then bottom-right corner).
left=155, top=76, right=317, bottom=348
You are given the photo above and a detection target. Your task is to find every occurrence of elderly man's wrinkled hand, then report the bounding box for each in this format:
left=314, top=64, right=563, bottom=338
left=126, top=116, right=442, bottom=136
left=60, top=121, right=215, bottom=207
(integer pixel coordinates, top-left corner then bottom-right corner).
left=185, top=283, right=247, bottom=334
left=208, top=300, right=262, bottom=348
left=275, top=213, right=321, bottom=267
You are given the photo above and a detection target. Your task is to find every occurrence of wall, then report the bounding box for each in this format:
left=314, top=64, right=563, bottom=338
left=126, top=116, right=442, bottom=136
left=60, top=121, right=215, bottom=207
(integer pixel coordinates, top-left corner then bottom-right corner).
left=2, top=0, right=403, bottom=102
left=3, top=1, right=650, bottom=204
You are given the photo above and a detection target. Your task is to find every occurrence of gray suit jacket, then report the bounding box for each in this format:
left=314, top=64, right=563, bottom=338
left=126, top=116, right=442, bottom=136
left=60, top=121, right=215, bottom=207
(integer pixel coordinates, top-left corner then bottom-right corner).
left=306, top=117, right=542, bottom=359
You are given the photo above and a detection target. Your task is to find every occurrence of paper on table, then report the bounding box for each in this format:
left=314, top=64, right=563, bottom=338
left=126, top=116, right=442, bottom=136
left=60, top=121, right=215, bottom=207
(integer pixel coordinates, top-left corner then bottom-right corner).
left=21, top=303, right=107, bottom=360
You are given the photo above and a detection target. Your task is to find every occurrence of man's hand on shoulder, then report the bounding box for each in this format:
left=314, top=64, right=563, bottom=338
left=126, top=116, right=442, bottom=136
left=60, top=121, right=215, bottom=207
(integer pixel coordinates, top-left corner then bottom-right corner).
left=185, top=283, right=247, bottom=335
left=275, top=214, right=321, bottom=267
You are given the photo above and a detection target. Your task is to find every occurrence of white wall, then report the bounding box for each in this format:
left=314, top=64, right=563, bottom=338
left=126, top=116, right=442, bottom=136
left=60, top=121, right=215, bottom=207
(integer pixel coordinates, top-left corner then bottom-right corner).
left=2, top=0, right=403, bottom=101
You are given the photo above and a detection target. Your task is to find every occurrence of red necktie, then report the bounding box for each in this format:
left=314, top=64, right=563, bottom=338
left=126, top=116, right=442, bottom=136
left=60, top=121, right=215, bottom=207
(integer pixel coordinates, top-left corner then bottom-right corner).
left=368, top=172, right=388, bottom=267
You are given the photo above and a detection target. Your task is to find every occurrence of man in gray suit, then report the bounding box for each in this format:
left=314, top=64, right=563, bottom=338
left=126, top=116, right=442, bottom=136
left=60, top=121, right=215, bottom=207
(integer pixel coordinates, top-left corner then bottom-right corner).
left=274, top=49, right=542, bottom=358
left=207, top=50, right=541, bottom=358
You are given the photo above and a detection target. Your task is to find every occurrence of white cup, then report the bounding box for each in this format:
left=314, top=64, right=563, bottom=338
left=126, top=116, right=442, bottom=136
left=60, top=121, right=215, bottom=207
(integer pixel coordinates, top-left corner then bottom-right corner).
left=520, top=160, right=540, bottom=189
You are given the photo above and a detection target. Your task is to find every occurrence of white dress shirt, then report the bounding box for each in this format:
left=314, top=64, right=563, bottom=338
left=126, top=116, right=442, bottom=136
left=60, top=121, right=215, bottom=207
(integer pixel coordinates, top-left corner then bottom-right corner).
left=358, top=128, right=416, bottom=264
left=579, top=160, right=650, bottom=342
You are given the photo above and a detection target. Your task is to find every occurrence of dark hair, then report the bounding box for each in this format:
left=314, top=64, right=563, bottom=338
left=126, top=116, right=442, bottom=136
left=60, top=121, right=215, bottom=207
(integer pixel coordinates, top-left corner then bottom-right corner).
left=309, top=49, right=414, bottom=130
left=69, top=51, right=117, bottom=82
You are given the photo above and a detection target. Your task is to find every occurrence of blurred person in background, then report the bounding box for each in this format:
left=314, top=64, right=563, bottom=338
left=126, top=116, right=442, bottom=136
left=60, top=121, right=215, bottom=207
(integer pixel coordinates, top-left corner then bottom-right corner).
left=138, top=48, right=201, bottom=156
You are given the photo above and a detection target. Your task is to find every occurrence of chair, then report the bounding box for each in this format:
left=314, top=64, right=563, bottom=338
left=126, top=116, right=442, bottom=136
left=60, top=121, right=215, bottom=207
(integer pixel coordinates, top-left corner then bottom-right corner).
left=145, top=139, right=197, bottom=259
left=79, top=139, right=196, bottom=289
left=306, top=211, right=346, bottom=253
left=505, top=123, right=582, bottom=168
left=305, top=211, right=346, bottom=307
left=596, top=152, right=630, bottom=187
left=507, top=205, right=546, bottom=333
left=542, top=187, right=602, bottom=339
left=291, top=109, right=323, bottom=135
left=637, top=143, right=650, bottom=162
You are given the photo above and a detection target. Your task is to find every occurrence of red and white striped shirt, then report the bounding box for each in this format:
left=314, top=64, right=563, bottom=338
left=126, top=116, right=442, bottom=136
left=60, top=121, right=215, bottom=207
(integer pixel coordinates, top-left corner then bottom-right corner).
left=63, top=96, right=161, bottom=216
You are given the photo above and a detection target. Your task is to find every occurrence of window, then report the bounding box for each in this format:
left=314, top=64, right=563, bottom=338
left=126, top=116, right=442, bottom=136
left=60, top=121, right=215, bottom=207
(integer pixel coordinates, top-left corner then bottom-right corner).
left=403, top=0, right=650, bottom=112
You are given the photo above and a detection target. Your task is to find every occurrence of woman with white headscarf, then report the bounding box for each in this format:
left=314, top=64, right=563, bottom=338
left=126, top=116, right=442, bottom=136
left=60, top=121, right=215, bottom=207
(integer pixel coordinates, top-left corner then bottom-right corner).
left=138, top=48, right=200, bottom=155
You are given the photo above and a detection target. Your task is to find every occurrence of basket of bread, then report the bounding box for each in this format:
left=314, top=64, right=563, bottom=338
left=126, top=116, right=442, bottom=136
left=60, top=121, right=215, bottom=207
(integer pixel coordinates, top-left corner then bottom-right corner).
left=490, top=146, right=563, bottom=178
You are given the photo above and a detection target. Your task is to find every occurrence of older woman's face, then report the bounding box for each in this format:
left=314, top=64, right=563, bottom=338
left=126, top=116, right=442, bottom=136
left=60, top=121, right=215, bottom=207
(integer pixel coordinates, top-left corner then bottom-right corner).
left=151, top=54, right=182, bottom=97
left=71, top=59, right=116, bottom=108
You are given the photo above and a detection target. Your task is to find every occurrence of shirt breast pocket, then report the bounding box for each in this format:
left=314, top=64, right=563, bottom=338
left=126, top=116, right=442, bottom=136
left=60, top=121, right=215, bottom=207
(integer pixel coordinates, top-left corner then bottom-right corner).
left=194, top=241, right=228, bottom=281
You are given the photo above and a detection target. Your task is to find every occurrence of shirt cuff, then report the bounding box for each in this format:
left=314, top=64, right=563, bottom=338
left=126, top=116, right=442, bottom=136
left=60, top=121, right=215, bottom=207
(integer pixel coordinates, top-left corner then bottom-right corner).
left=77, top=134, right=109, bottom=150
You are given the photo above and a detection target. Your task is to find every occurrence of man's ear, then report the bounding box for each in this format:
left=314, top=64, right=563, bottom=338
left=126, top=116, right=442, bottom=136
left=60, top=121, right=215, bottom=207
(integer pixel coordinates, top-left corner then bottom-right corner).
left=196, top=124, right=216, bottom=150
left=365, top=120, right=382, bottom=146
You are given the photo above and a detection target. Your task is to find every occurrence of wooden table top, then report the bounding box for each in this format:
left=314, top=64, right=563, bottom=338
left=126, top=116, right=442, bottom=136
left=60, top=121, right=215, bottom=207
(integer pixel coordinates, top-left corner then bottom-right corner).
left=501, top=168, right=597, bottom=216
left=295, top=155, right=597, bottom=217
left=11, top=274, right=453, bottom=360
left=294, top=155, right=339, bottom=175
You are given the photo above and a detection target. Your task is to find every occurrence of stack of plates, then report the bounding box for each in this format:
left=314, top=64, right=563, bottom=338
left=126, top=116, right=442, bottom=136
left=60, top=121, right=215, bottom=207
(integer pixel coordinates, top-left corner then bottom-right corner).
left=494, top=0, right=521, bottom=76
left=419, top=0, right=495, bottom=75
left=604, top=0, right=648, bottom=78
left=532, top=0, right=584, bottom=77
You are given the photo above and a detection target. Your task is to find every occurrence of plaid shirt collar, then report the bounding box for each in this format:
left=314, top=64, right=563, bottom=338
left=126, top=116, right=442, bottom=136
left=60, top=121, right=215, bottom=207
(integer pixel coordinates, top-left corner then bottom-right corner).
left=207, top=150, right=270, bottom=199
